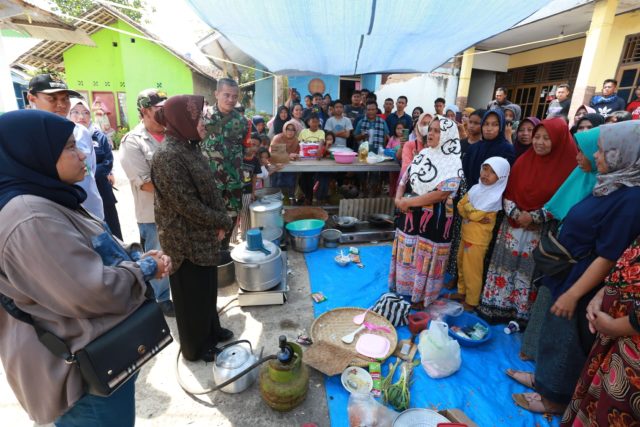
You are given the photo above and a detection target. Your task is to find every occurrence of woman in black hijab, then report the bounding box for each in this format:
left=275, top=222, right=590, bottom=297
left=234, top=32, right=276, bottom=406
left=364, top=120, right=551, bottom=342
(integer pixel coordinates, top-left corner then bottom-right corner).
left=0, top=110, right=169, bottom=426
left=269, top=105, right=291, bottom=138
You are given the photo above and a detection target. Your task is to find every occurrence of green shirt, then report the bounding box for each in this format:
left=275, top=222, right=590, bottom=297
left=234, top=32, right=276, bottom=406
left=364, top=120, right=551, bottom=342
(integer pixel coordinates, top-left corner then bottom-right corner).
left=201, top=103, right=249, bottom=215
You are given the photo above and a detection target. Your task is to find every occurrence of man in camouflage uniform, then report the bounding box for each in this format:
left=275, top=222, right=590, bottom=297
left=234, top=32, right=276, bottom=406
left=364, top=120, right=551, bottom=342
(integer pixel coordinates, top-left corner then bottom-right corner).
left=202, top=78, right=250, bottom=249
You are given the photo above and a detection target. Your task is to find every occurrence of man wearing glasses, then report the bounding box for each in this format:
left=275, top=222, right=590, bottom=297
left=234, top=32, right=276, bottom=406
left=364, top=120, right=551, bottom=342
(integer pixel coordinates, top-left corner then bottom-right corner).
left=120, top=89, right=175, bottom=316
left=202, top=78, right=250, bottom=249
left=27, top=74, right=104, bottom=220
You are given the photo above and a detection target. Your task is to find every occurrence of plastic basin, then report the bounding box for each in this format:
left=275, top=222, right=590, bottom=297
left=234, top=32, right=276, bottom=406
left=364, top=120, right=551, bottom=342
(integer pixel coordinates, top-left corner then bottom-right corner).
left=334, top=151, right=357, bottom=164
left=285, top=219, right=325, bottom=237
left=446, top=312, right=491, bottom=347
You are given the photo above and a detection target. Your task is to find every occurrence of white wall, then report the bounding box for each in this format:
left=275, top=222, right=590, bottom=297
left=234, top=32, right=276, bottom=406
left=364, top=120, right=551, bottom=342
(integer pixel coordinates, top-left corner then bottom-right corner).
left=473, top=52, right=509, bottom=73
left=467, top=69, right=496, bottom=110
left=375, top=73, right=459, bottom=114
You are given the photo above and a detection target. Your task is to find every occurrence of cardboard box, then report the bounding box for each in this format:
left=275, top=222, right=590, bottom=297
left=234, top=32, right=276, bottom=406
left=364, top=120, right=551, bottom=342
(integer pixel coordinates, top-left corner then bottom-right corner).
left=438, top=409, right=479, bottom=427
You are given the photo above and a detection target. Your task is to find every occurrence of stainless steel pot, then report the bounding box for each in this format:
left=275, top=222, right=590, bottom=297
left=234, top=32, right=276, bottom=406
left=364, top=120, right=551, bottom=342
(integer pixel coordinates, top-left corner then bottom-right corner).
left=231, top=240, right=283, bottom=291
left=255, top=188, right=283, bottom=202
left=250, top=199, right=283, bottom=230
left=213, top=340, right=258, bottom=393
left=290, top=233, right=321, bottom=253
left=321, top=229, right=342, bottom=248
left=261, top=226, right=283, bottom=246
left=217, top=250, right=235, bottom=288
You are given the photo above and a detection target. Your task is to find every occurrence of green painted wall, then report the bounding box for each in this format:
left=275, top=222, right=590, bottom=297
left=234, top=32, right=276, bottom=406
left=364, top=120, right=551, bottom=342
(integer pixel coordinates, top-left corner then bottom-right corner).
left=63, top=18, right=195, bottom=129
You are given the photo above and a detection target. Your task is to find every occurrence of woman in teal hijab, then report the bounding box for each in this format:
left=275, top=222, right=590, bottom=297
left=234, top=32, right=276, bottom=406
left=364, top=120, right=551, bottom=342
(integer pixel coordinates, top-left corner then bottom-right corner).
left=518, top=127, right=601, bottom=361
left=544, top=127, right=600, bottom=221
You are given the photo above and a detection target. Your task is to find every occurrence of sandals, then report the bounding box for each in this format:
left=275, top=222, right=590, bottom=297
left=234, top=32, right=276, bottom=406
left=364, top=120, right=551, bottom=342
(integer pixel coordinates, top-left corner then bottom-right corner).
left=519, top=351, right=534, bottom=361
left=506, top=369, right=536, bottom=390
left=512, top=392, right=565, bottom=415
left=446, top=292, right=465, bottom=301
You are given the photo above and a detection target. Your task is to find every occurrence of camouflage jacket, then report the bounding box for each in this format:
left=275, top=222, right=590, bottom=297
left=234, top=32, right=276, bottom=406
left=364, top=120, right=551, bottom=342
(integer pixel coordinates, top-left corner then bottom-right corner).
left=201, top=103, right=249, bottom=215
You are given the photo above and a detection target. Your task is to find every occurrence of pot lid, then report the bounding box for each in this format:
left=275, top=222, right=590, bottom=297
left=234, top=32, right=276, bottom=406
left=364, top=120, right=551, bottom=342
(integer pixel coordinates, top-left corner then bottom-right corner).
left=261, top=226, right=283, bottom=241
left=231, top=240, right=281, bottom=263
left=216, top=344, right=251, bottom=370
left=249, top=199, right=282, bottom=212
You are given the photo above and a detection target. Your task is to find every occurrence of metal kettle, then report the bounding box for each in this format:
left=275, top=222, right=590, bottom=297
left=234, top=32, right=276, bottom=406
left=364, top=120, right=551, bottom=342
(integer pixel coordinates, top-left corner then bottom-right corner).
left=212, top=340, right=259, bottom=393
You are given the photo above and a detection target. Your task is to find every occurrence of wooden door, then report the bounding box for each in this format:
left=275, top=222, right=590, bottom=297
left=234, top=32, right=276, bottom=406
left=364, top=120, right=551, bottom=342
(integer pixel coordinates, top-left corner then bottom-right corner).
left=512, top=86, right=537, bottom=118
left=616, top=65, right=640, bottom=104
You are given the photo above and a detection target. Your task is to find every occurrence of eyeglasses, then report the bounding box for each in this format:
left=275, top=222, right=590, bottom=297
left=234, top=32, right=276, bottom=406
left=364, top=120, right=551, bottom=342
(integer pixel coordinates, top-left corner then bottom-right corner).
left=70, top=110, right=91, bottom=116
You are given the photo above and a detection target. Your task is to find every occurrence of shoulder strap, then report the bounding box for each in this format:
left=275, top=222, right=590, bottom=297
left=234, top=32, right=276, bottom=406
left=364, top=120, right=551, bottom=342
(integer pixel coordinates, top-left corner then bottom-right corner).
left=0, top=289, right=74, bottom=362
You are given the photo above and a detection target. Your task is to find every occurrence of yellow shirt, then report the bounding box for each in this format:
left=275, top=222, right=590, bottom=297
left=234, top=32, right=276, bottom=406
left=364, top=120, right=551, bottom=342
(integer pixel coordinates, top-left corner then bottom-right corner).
left=298, top=128, right=325, bottom=143
left=457, top=193, right=497, bottom=246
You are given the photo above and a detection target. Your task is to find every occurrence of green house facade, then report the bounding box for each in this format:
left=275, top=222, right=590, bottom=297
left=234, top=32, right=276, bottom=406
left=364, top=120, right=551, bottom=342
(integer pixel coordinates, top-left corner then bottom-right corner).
left=14, top=6, right=217, bottom=130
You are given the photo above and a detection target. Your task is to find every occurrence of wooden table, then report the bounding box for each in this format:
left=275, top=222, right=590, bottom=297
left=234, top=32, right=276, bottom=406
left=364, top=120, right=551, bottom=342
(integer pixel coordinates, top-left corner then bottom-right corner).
left=280, top=158, right=400, bottom=172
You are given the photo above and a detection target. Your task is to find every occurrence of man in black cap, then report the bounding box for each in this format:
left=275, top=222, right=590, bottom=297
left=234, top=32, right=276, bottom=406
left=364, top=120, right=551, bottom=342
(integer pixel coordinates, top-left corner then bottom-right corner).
left=27, top=73, right=104, bottom=219
left=120, top=88, right=174, bottom=316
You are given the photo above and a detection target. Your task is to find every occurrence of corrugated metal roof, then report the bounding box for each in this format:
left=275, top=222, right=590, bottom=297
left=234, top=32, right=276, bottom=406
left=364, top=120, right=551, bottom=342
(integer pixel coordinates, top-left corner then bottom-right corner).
left=0, top=0, right=94, bottom=48
left=11, top=4, right=217, bottom=80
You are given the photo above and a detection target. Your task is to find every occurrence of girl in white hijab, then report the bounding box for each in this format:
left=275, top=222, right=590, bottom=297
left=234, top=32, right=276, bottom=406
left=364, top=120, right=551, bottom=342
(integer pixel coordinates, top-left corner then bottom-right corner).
left=452, top=156, right=510, bottom=310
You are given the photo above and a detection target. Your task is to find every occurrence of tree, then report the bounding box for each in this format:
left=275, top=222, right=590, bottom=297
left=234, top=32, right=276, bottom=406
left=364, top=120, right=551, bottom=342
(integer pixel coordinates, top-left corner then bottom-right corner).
left=50, top=0, right=146, bottom=23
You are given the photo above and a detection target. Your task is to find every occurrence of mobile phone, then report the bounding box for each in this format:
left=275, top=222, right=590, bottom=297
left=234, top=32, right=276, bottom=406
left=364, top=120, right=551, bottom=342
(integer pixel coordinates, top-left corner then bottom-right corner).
left=455, top=112, right=462, bottom=123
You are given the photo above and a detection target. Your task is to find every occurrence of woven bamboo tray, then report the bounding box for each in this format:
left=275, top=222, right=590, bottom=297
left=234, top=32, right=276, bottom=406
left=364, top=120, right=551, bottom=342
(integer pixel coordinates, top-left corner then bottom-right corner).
left=310, top=307, right=397, bottom=367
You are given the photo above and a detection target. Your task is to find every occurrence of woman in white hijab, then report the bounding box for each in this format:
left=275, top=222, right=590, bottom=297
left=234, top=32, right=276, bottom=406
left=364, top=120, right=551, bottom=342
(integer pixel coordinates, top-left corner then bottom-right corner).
left=68, top=98, right=122, bottom=238
left=389, top=116, right=462, bottom=307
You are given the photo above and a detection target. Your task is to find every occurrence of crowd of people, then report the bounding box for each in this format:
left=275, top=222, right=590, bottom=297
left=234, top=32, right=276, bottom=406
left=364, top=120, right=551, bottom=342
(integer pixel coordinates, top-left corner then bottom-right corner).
left=385, top=80, right=640, bottom=424
left=0, top=70, right=639, bottom=426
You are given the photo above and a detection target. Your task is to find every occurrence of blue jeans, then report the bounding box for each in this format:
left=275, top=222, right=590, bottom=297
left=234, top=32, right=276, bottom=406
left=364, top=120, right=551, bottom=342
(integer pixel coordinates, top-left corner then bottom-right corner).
left=138, top=223, right=170, bottom=302
left=54, top=376, right=136, bottom=427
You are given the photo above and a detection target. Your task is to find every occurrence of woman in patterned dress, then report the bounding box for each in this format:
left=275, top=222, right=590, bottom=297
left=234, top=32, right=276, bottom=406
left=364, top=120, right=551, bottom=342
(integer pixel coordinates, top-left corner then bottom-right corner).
left=561, top=238, right=640, bottom=425
left=509, top=120, right=640, bottom=415
left=389, top=116, right=462, bottom=307
left=477, top=117, right=577, bottom=325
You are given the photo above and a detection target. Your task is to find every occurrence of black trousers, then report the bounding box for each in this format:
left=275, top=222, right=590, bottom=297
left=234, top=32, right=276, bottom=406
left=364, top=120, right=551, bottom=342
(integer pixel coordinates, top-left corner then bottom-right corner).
left=169, top=259, right=221, bottom=361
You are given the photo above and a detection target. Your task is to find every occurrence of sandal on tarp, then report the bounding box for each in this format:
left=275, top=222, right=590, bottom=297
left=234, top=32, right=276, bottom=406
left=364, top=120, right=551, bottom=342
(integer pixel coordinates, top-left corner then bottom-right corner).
left=445, top=292, right=465, bottom=301
left=519, top=351, right=534, bottom=361
left=506, top=369, right=536, bottom=390
left=512, top=392, right=565, bottom=415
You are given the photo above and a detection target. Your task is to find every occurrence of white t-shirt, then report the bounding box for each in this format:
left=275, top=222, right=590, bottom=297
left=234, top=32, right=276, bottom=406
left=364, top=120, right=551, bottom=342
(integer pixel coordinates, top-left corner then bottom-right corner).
left=324, top=116, right=353, bottom=148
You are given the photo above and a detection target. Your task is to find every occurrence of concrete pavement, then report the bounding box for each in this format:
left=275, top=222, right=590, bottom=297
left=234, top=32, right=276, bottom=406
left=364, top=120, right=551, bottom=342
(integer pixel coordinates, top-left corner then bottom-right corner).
left=0, top=152, right=330, bottom=427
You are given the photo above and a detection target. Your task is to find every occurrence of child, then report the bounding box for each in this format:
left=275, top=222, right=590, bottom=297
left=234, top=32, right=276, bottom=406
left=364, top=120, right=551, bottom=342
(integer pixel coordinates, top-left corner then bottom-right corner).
left=236, top=135, right=262, bottom=242
left=256, top=147, right=282, bottom=189
left=386, top=123, right=405, bottom=197
left=387, top=122, right=405, bottom=150
left=453, top=156, right=510, bottom=310
left=314, top=132, right=335, bottom=204
left=298, top=114, right=325, bottom=204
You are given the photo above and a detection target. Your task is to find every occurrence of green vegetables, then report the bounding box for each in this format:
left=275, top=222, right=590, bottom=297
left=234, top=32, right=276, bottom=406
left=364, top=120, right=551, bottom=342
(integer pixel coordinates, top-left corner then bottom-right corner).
left=382, top=360, right=416, bottom=412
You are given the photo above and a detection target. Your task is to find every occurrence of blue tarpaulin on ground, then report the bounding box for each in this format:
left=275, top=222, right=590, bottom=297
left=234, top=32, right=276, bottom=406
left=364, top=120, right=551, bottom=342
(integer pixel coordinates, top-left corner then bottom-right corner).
left=305, top=245, right=560, bottom=427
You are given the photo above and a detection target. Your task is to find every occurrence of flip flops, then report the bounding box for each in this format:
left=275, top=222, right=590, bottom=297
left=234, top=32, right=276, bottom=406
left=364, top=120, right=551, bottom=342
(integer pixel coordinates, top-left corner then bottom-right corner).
left=506, top=369, right=536, bottom=390
left=512, top=392, right=565, bottom=415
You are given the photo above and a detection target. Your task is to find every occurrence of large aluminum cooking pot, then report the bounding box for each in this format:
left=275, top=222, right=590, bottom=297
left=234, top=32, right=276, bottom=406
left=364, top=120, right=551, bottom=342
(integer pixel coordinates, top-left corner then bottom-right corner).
left=250, top=198, right=283, bottom=230
left=255, top=187, right=283, bottom=202
left=217, top=250, right=235, bottom=288
left=231, top=240, right=282, bottom=291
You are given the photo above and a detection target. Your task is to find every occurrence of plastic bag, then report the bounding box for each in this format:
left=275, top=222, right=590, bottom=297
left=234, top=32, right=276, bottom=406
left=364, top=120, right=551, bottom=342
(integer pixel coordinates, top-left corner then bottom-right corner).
left=425, top=298, right=464, bottom=321
left=418, top=321, right=461, bottom=378
left=348, top=392, right=399, bottom=427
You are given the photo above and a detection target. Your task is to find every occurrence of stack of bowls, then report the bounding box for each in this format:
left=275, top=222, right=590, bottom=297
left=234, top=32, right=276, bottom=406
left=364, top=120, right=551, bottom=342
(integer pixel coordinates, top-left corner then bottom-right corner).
left=286, top=219, right=325, bottom=252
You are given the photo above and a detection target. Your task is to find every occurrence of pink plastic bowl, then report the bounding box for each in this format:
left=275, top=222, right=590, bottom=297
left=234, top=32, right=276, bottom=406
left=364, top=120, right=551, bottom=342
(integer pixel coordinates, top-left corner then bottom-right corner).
left=334, top=151, right=357, bottom=164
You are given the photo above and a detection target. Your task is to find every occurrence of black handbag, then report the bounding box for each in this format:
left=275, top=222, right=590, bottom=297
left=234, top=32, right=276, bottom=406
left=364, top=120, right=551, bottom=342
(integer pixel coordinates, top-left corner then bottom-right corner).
left=0, top=289, right=172, bottom=397
left=533, top=225, right=589, bottom=280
